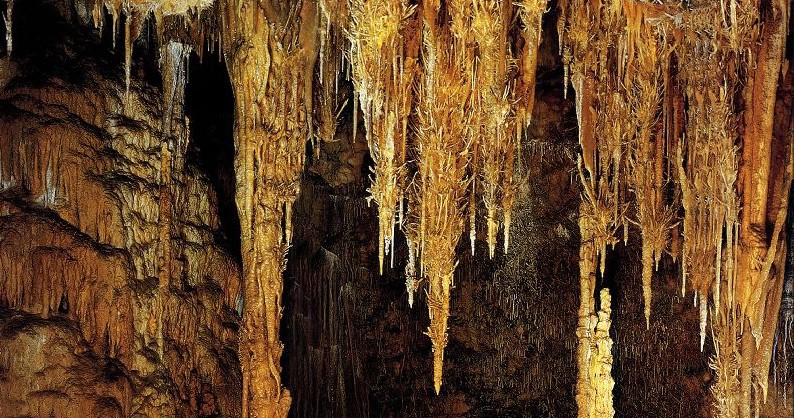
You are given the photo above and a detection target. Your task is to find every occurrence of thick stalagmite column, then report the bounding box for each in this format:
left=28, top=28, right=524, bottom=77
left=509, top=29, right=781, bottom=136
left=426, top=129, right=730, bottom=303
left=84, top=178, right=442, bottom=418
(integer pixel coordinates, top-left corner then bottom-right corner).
left=220, top=1, right=318, bottom=417
left=590, top=288, right=615, bottom=418
left=575, top=217, right=598, bottom=415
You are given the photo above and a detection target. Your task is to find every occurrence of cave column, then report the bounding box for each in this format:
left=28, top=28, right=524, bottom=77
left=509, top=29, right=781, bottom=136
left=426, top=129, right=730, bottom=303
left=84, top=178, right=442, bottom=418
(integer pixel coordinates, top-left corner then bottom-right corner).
left=222, top=1, right=317, bottom=417
left=733, top=1, right=791, bottom=415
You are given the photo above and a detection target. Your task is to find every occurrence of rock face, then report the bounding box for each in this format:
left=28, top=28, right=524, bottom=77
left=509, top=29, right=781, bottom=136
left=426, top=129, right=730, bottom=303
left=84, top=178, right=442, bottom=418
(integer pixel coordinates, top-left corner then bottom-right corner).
left=0, top=312, right=131, bottom=418
left=0, top=2, right=241, bottom=416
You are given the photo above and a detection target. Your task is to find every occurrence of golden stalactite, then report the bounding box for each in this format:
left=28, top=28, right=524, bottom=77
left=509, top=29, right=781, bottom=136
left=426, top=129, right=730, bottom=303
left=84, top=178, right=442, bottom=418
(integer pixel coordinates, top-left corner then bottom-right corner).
left=218, top=0, right=317, bottom=417
left=414, top=3, right=472, bottom=394
left=625, top=19, right=675, bottom=330
left=509, top=2, right=548, bottom=252
left=470, top=0, right=513, bottom=258
left=348, top=0, right=418, bottom=275
left=514, top=0, right=547, bottom=131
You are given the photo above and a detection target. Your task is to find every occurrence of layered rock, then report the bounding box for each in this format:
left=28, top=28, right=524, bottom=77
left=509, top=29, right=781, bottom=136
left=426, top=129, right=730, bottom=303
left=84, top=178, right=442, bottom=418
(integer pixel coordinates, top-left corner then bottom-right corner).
left=0, top=3, right=241, bottom=415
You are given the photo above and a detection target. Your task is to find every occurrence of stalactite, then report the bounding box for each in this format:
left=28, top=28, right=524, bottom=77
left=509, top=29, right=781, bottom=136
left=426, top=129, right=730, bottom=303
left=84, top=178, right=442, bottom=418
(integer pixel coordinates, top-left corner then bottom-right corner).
left=405, top=235, right=418, bottom=308
left=515, top=0, right=547, bottom=131
left=124, top=6, right=131, bottom=96
left=315, top=0, right=348, bottom=147
left=348, top=0, right=417, bottom=275
left=509, top=0, right=548, bottom=254
left=414, top=14, right=471, bottom=393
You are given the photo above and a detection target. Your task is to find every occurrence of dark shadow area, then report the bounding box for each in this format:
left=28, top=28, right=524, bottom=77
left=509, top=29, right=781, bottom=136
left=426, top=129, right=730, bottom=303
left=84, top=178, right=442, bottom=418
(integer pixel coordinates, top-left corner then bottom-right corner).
left=184, top=50, right=241, bottom=264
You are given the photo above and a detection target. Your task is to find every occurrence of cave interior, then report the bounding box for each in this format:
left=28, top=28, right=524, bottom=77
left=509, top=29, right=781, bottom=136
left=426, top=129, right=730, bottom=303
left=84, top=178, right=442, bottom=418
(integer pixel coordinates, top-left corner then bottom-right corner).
left=0, top=0, right=793, bottom=417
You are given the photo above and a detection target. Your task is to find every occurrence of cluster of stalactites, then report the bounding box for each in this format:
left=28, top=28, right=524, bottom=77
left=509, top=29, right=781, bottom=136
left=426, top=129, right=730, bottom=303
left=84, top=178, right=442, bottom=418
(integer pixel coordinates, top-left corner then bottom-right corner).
left=676, top=5, right=794, bottom=415
left=348, top=0, right=547, bottom=391
left=561, top=0, right=678, bottom=335
left=348, top=0, right=547, bottom=278
left=455, top=0, right=549, bottom=260
left=678, top=43, right=740, bottom=352
left=347, top=0, right=548, bottom=393
left=348, top=0, right=416, bottom=275
left=623, top=19, right=676, bottom=331
left=561, top=1, right=793, bottom=417
left=89, top=0, right=248, bottom=109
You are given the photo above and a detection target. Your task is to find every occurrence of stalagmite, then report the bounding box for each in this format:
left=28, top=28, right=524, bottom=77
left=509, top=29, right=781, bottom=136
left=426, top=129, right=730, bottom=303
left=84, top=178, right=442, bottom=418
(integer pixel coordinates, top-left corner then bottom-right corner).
left=575, top=213, right=599, bottom=416
left=590, top=288, right=615, bottom=418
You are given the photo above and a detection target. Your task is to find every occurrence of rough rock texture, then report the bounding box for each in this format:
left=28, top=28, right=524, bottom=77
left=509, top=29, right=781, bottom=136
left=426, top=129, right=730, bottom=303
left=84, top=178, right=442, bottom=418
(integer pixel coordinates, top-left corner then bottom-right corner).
left=1, top=311, right=131, bottom=417
left=0, top=2, right=241, bottom=416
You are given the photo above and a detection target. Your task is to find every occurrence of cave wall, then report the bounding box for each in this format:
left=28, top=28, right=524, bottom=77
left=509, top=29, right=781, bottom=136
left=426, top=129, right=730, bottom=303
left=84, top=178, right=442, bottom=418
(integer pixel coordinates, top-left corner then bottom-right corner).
left=1, top=1, right=241, bottom=416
